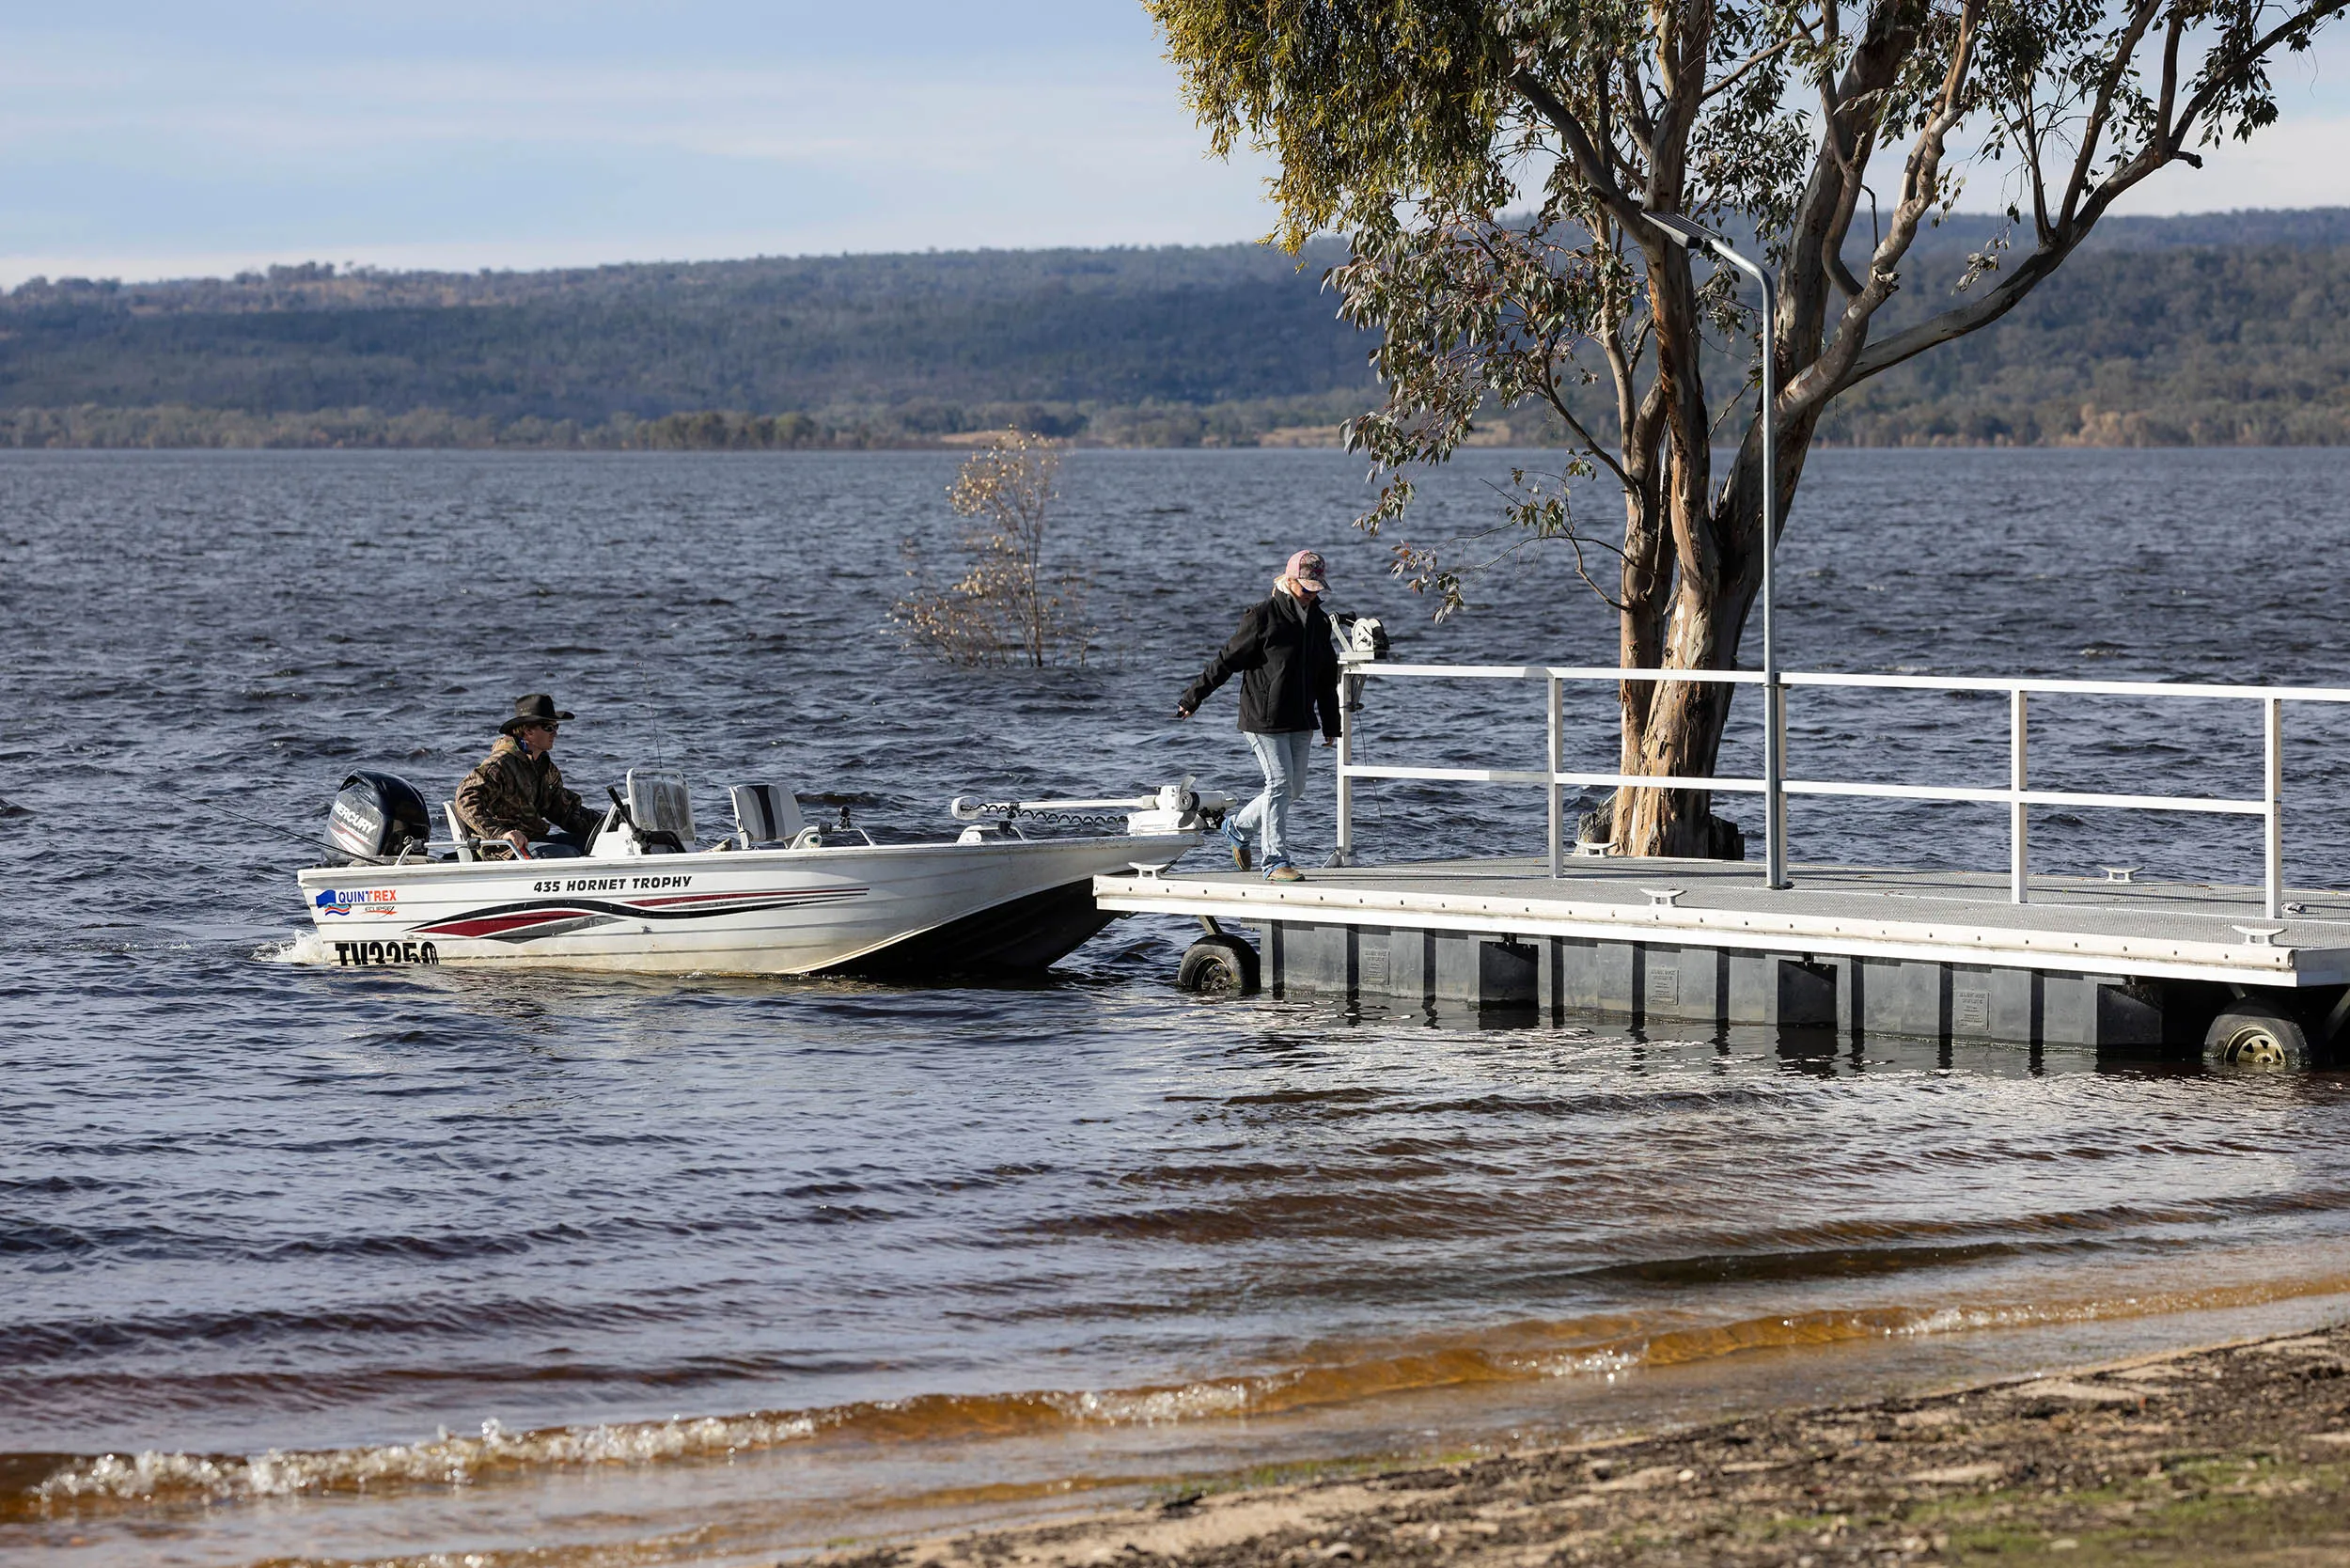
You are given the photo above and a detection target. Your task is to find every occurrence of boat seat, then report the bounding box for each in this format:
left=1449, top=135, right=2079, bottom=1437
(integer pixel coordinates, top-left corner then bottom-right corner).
left=728, top=784, right=807, bottom=848
left=443, top=800, right=477, bottom=862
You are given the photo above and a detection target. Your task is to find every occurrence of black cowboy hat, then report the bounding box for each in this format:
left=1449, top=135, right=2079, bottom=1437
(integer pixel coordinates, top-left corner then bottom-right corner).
left=499, top=694, right=576, bottom=735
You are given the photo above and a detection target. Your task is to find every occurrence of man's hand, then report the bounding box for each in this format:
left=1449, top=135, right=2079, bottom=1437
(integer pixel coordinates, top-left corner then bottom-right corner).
left=1322, top=735, right=1337, bottom=747
left=1175, top=707, right=1193, bottom=720
left=504, top=829, right=532, bottom=858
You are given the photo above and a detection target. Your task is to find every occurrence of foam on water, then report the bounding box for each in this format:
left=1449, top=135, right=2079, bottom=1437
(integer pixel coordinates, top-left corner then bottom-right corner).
left=20, top=1263, right=2350, bottom=1525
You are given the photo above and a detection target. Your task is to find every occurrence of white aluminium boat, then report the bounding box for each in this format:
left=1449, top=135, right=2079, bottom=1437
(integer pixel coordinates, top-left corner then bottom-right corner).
left=287, top=769, right=1224, bottom=978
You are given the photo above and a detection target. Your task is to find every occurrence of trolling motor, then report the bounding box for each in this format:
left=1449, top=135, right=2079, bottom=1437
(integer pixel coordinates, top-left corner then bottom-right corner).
left=948, top=777, right=1234, bottom=839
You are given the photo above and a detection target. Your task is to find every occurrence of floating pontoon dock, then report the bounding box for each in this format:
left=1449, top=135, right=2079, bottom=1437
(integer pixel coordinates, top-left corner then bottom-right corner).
left=1099, top=857, right=2350, bottom=1046
left=1099, top=662, right=2350, bottom=1057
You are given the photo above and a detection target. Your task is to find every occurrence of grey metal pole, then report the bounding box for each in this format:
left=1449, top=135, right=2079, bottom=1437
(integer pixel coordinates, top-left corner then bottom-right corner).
left=1644, top=213, right=1786, bottom=888
left=1745, top=257, right=1788, bottom=891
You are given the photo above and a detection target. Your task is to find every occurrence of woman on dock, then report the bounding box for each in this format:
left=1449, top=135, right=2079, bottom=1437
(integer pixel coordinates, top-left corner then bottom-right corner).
left=1175, top=549, right=1343, bottom=882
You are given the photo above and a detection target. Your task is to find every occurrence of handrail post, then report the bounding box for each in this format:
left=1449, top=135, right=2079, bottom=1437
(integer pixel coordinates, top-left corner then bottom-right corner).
left=2264, top=696, right=2283, bottom=919
left=1547, top=672, right=1564, bottom=878
left=2010, top=687, right=2029, bottom=904
left=1334, top=673, right=1355, bottom=870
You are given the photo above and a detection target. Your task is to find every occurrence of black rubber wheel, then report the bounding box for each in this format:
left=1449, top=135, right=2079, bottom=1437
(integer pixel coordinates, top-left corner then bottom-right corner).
left=2203, top=999, right=2312, bottom=1070
left=1177, top=934, right=1261, bottom=996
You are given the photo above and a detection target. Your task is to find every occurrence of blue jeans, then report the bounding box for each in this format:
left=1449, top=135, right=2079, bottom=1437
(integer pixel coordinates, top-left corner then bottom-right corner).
left=1234, top=729, right=1315, bottom=867
left=527, top=821, right=599, bottom=859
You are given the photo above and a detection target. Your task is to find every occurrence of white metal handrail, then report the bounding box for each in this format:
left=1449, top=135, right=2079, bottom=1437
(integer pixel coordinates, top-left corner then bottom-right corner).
left=1331, top=662, right=2350, bottom=919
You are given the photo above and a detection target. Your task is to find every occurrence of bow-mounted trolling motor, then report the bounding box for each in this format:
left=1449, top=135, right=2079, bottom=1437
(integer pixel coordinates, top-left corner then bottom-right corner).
left=947, top=778, right=1234, bottom=843
left=1331, top=612, right=1390, bottom=714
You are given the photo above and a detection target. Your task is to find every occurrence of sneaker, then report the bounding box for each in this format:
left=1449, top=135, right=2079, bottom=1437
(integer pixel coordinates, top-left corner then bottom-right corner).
left=1266, top=863, right=1305, bottom=883
left=1222, top=821, right=1251, bottom=872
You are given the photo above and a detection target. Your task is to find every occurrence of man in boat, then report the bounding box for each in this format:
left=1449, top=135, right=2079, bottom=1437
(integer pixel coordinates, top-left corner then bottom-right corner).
left=452, top=695, right=603, bottom=859
left=1175, top=549, right=1341, bottom=884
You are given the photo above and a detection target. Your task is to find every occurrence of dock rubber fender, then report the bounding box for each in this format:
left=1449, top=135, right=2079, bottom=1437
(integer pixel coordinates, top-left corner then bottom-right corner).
left=2203, top=998, right=2312, bottom=1071
left=1178, top=933, right=1260, bottom=996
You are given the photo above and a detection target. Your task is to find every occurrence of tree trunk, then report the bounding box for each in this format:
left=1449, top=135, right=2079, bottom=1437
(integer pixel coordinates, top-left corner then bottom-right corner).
left=1615, top=572, right=1742, bottom=857
left=1608, top=410, right=1818, bottom=860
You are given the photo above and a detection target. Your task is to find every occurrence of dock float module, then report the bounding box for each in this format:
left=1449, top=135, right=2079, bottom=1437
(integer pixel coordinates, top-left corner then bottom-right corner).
left=1096, top=857, right=2350, bottom=1065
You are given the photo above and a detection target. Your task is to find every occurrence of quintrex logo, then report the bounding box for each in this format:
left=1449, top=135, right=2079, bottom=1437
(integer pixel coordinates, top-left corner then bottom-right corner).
left=314, top=887, right=397, bottom=917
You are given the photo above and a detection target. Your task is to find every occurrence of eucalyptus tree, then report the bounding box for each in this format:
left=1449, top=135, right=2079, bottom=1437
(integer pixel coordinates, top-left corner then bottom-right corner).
left=1150, top=0, right=2343, bottom=856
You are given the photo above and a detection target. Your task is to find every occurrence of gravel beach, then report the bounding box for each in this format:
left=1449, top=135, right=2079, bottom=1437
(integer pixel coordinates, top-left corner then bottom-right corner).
left=827, top=1321, right=2350, bottom=1568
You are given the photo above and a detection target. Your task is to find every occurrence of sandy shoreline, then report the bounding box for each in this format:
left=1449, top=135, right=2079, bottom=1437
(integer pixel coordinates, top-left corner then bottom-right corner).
left=822, top=1322, right=2350, bottom=1567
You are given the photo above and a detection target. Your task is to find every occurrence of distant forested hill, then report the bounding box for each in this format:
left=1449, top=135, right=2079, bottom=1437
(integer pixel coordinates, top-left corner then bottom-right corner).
left=4, top=211, right=2349, bottom=447
left=1818, top=217, right=2350, bottom=446
left=0, top=243, right=1371, bottom=447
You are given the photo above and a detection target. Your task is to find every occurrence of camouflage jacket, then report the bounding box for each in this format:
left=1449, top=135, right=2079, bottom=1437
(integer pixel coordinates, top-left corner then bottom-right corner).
left=452, top=735, right=600, bottom=842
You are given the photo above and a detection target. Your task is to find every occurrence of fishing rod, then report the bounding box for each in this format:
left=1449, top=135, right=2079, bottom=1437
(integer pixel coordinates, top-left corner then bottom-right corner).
left=221, top=808, right=396, bottom=867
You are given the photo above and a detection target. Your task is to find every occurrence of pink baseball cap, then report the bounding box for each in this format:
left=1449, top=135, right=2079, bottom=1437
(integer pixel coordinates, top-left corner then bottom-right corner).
left=1284, top=549, right=1329, bottom=592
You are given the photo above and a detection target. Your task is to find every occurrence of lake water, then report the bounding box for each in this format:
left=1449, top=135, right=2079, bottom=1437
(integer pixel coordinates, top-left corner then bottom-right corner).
left=8, top=447, right=2350, bottom=1567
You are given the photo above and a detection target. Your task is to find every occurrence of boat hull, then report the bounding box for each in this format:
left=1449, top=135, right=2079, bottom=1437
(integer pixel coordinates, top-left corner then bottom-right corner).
left=290, top=833, right=1196, bottom=977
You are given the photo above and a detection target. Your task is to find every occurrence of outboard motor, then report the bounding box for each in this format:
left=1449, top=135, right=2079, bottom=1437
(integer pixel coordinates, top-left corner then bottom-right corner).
left=326, top=770, right=431, bottom=864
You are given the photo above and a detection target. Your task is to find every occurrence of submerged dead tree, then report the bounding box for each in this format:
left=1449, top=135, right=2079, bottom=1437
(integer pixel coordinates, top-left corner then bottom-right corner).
left=895, top=430, right=1091, bottom=667
left=1151, top=0, right=2344, bottom=855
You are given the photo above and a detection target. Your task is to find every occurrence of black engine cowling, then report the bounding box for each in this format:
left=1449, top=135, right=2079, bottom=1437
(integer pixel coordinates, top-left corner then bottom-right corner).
left=327, top=771, right=431, bottom=864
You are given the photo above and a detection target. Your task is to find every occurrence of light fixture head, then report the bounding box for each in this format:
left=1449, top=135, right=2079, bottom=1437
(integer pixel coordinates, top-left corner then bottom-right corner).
left=1644, top=212, right=1724, bottom=255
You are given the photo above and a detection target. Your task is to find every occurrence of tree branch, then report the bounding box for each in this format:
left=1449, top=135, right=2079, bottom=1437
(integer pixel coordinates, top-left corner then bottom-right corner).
left=1511, top=69, right=1654, bottom=233
left=1538, top=362, right=1637, bottom=494
left=2019, top=98, right=2054, bottom=246
left=1618, top=52, right=1658, bottom=148
left=1784, top=0, right=1982, bottom=415
left=2169, top=0, right=2350, bottom=152
left=1701, top=37, right=1794, bottom=102
left=2060, top=0, right=2164, bottom=229
left=1842, top=0, right=2350, bottom=393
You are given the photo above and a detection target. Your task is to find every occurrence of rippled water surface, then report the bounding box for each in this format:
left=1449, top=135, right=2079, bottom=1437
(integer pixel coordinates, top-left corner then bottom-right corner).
left=8, top=448, right=2350, bottom=1567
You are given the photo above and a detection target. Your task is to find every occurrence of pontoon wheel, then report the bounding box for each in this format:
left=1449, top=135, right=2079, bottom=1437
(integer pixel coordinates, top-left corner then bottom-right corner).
left=1177, top=934, right=1260, bottom=996
left=2203, top=1001, right=2311, bottom=1071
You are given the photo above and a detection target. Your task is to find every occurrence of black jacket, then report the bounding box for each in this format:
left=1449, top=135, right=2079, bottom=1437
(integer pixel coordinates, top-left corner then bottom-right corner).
left=1180, top=591, right=1343, bottom=738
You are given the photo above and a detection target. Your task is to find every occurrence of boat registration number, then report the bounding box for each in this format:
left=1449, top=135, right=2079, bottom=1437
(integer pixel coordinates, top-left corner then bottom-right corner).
left=334, top=940, right=440, bottom=967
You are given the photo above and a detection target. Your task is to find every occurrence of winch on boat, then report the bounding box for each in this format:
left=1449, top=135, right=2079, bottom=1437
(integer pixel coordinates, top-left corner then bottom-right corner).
left=294, top=768, right=1230, bottom=978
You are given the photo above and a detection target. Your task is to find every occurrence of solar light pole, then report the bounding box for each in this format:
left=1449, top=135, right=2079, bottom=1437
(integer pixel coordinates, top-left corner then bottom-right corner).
left=1644, top=212, right=1788, bottom=891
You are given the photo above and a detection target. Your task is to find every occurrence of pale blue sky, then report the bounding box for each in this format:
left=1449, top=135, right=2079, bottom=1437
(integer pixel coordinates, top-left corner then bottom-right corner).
left=6, top=2, right=2350, bottom=286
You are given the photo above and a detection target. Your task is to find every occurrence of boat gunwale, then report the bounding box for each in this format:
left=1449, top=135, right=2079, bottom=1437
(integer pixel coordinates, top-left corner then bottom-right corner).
left=294, top=830, right=1202, bottom=886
